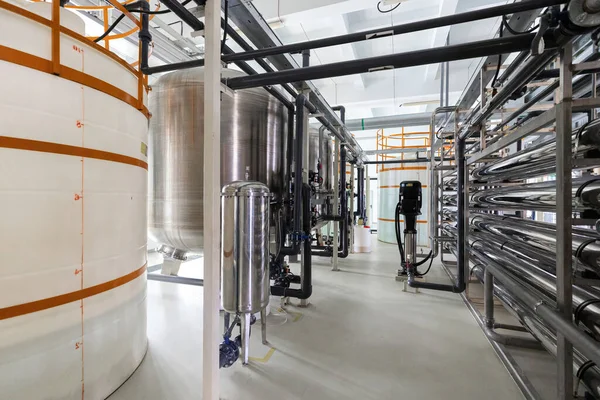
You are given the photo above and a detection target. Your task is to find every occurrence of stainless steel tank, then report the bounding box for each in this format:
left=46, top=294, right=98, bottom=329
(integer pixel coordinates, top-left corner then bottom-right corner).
left=148, top=68, right=288, bottom=253
left=221, top=181, right=271, bottom=314
left=308, top=128, right=334, bottom=192
left=308, top=129, right=335, bottom=229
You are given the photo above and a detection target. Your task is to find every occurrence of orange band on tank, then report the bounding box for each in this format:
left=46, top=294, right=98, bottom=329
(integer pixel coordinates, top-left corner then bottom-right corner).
left=0, top=264, right=146, bottom=321
left=0, top=0, right=149, bottom=116
left=0, top=136, right=148, bottom=170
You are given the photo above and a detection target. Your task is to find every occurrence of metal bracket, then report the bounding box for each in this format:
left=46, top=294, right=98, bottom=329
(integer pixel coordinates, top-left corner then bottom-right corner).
left=220, top=83, right=235, bottom=98
left=531, top=13, right=551, bottom=56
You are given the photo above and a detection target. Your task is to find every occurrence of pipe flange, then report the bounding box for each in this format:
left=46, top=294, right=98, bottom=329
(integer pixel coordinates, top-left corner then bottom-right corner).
left=568, top=0, right=600, bottom=27
left=533, top=300, right=547, bottom=313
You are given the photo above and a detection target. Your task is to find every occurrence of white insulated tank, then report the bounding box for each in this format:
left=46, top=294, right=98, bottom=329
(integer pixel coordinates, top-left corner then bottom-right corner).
left=0, top=2, right=148, bottom=399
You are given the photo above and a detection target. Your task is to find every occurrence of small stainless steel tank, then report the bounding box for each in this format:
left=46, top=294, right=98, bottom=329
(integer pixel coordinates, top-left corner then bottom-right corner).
left=221, top=181, right=271, bottom=314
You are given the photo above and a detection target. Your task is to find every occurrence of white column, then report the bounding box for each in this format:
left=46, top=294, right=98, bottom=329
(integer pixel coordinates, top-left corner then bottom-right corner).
left=365, top=165, right=370, bottom=224
left=203, top=1, right=221, bottom=399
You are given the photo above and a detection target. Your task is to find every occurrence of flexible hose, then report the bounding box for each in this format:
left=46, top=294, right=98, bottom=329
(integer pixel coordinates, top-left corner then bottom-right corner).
left=395, top=202, right=406, bottom=264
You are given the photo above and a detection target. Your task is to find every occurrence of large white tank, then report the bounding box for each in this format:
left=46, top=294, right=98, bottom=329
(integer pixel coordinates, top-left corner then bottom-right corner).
left=378, top=158, right=430, bottom=247
left=0, top=2, right=148, bottom=399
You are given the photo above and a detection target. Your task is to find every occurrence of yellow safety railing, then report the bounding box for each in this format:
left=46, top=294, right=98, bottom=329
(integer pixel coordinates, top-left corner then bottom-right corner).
left=375, top=128, right=430, bottom=172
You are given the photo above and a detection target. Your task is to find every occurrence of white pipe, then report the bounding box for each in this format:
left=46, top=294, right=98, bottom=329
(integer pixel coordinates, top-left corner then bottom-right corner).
left=345, top=112, right=436, bottom=131
left=203, top=1, right=221, bottom=398
left=365, top=165, right=371, bottom=224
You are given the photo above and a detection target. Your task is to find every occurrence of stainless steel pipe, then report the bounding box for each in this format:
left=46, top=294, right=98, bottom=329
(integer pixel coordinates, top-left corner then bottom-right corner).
left=470, top=178, right=600, bottom=212
left=472, top=119, right=600, bottom=183
left=468, top=230, right=600, bottom=340
left=471, top=213, right=600, bottom=274
left=470, top=264, right=600, bottom=399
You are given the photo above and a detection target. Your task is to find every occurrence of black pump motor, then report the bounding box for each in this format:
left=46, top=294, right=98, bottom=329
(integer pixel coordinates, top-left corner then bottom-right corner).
left=398, top=181, right=422, bottom=218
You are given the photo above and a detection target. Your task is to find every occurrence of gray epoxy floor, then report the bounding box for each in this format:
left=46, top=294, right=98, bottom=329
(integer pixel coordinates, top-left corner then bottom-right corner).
left=110, top=238, right=523, bottom=400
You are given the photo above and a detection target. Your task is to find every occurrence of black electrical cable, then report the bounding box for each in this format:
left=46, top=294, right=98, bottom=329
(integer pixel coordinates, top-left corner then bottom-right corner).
left=416, top=252, right=434, bottom=276
left=94, top=14, right=125, bottom=42
left=221, top=0, right=229, bottom=53
left=377, top=1, right=401, bottom=13
left=394, top=202, right=406, bottom=264
left=502, top=14, right=539, bottom=35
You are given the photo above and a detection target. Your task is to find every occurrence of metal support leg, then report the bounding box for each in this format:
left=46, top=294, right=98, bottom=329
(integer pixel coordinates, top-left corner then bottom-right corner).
left=350, top=165, right=355, bottom=253
left=332, top=138, right=340, bottom=271
left=260, top=308, right=268, bottom=345
left=556, top=42, right=574, bottom=400
left=484, top=270, right=541, bottom=349
left=203, top=0, right=221, bottom=397
left=241, top=312, right=251, bottom=365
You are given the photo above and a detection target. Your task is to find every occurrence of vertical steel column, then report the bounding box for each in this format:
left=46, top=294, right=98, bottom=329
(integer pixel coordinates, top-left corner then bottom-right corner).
left=459, top=109, right=469, bottom=279
left=349, top=165, right=355, bottom=253
left=203, top=0, right=221, bottom=398
left=480, top=67, right=487, bottom=150
left=556, top=42, right=574, bottom=400
left=593, top=42, right=598, bottom=120
left=332, top=138, right=340, bottom=271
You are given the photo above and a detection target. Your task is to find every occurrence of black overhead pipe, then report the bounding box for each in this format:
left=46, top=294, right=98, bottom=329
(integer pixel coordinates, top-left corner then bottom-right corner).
left=224, top=34, right=539, bottom=90
left=271, top=185, right=312, bottom=299
left=209, top=0, right=566, bottom=63
left=356, top=166, right=365, bottom=220
left=407, top=136, right=466, bottom=293
left=143, top=17, right=299, bottom=100
left=157, top=0, right=203, bottom=31
left=363, top=157, right=454, bottom=165
left=138, top=1, right=151, bottom=71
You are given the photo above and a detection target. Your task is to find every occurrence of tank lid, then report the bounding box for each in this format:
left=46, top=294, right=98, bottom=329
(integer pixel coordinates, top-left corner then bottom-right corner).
left=221, top=181, right=271, bottom=197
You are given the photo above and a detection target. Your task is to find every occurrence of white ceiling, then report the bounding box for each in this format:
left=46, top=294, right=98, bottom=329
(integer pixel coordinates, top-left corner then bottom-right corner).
left=74, top=0, right=513, bottom=146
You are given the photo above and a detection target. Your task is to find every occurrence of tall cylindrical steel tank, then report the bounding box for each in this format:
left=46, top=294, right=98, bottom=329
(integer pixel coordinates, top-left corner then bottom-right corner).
left=148, top=68, right=288, bottom=253
left=308, top=128, right=334, bottom=192
left=221, top=181, right=271, bottom=314
left=0, top=3, right=148, bottom=399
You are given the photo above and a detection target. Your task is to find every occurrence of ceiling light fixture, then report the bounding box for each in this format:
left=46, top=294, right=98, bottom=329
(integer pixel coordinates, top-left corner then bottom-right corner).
left=266, top=17, right=285, bottom=30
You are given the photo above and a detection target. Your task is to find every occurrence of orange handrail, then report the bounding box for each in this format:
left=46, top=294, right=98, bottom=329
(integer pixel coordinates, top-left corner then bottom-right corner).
left=0, top=0, right=148, bottom=116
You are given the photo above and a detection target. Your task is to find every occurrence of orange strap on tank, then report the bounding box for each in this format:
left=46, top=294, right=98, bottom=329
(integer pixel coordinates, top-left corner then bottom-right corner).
left=0, top=264, right=147, bottom=321
left=0, top=136, right=148, bottom=170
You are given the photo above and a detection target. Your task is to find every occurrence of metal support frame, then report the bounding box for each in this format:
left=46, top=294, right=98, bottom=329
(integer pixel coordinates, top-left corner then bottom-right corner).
left=202, top=0, right=220, bottom=398
left=556, top=42, right=575, bottom=400
left=332, top=138, right=340, bottom=271
left=349, top=165, right=355, bottom=254
left=147, top=273, right=204, bottom=286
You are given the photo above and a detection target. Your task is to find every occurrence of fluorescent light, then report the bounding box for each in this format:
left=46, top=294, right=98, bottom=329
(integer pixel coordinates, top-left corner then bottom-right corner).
left=266, top=17, right=285, bottom=30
